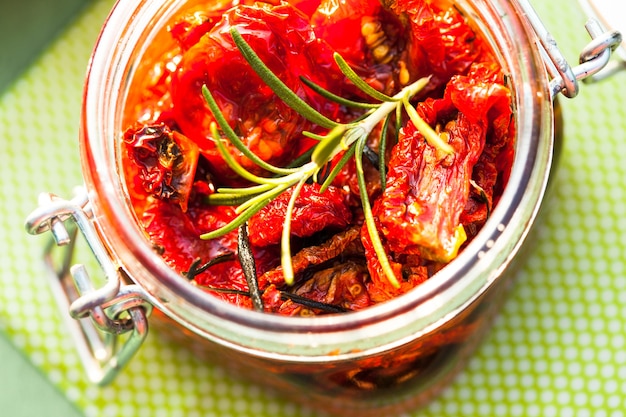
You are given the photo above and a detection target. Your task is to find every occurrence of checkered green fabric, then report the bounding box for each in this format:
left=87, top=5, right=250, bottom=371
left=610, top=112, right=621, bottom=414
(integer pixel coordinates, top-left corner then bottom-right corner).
left=1, top=0, right=624, bottom=416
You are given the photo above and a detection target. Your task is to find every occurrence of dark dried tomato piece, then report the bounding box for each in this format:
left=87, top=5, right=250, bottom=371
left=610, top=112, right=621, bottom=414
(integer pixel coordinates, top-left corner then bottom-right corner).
left=123, top=124, right=199, bottom=211
left=258, top=226, right=362, bottom=287
left=268, top=261, right=372, bottom=315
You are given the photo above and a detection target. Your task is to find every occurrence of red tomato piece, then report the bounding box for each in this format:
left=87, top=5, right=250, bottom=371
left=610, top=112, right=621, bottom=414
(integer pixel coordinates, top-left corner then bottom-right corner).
left=170, top=2, right=340, bottom=184
left=123, top=124, right=199, bottom=211
left=390, top=0, right=488, bottom=89
left=141, top=198, right=243, bottom=287
left=140, top=191, right=279, bottom=292
left=310, top=0, right=381, bottom=65
left=373, top=69, right=512, bottom=264
left=247, top=183, right=353, bottom=246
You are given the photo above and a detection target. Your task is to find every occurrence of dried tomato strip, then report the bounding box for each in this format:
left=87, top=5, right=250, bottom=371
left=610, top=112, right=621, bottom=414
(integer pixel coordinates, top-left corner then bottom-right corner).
left=374, top=69, right=513, bottom=263
left=259, top=226, right=362, bottom=287
left=247, top=183, right=353, bottom=247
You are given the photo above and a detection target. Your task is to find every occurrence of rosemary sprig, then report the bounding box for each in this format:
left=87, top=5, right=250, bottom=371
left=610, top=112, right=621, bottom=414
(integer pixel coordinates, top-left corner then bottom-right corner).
left=280, top=178, right=307, bottom=281
left=199, top=28, right=454, bottom=289
left=319, top=143, right=356, bottom=192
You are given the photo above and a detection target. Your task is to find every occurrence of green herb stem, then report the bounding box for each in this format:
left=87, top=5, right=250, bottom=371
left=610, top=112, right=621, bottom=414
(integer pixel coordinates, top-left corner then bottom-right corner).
left=215, top=183, right=274, bottom=196
left=319, top=143, right=356, bottom=193
left=234, top=167, right=313, bottom=213
left=378, top=113, right=391, bottom=186
left=300, top=75, right=379, bottom=109
left=230, top=28, right=338, bottom=129
left=280, top=178, right=307, bottom=285
left=334, top=53, right=397, bottom=103
left=355, top=135, right=400, bottom=288
left=311, top=125, right=347, bottom=167
left=200, top=188, right=285, bottom=240
left=402, top=93, right=454, bottom=155
left=210, top=122, right=291, bottom=186
left=202, top=86, right=298, bottom=176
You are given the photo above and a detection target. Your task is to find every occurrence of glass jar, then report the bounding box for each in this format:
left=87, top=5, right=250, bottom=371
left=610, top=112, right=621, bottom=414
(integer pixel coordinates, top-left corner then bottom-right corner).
left=25, top=0, right=622, bottom=415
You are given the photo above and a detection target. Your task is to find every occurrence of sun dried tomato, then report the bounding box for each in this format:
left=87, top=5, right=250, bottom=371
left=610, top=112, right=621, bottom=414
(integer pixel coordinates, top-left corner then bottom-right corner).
left=141, top=198, right=241, bottom=284
left=450, top=62, right=514, bottom=232
left=372, top=63, right=512, bottom=269
left=170, top=2, right=341, bottom=184
left=290, top=261, right=372, bottom=313
left=169, top=4, right=235, bottom=52
left=258, top=226, right=363, bottom=287
left=261, top=261, right=372, bottom=315
left=247, top=183, right=353, bottom=247
left=123, top=123, right=199, bottom=211
left=377, top=110, right=476, bottom=262
left=387, top=0, right=490, bottom=91
left=310, top=0, right=381, bottom=64
left=310, top=0, right=411, bottom=95
left=140, top=194, right=280, bottom=306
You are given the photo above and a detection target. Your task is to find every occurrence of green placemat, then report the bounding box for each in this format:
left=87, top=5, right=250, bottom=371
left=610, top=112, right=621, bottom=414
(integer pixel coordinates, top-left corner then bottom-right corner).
left=1, top=0, right=624, bottom=416
left=0, top=333, right=83, bottom=417
left=0, top=0, right=93, bottom=93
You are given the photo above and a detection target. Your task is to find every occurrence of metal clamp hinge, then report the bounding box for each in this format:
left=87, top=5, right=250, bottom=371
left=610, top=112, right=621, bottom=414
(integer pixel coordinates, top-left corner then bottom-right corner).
left=25, top=188, right=152, bottom=386
left=516, top=0, right=623, bottom=99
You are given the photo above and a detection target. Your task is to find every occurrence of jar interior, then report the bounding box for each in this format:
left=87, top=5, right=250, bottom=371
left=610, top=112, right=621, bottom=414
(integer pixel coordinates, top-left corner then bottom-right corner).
left=80, top=0, right=554, bottom=358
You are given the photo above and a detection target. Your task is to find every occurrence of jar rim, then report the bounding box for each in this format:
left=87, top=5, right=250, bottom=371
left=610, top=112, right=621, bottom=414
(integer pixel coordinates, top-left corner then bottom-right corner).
left=80, top=0, right=555, bottom=355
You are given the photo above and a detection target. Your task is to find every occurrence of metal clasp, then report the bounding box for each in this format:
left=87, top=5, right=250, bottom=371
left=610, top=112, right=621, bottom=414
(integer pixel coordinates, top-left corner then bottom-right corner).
left=516, top=0, right=623, bottom=99
left=25, top=188, right=152, bottom=386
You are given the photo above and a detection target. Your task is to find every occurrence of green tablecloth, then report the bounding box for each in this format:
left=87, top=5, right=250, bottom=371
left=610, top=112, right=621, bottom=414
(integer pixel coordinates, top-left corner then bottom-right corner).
left=1, top=0, right=624, bottom=416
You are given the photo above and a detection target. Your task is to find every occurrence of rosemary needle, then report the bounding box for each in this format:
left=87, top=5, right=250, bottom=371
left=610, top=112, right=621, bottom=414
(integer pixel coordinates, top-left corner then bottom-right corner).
left=230, top=27, right=338, bottom=129
left=238, top=223, right=264, bottom=311
left=183, top=253, right=236, bottom=281
left=198, top=286, right=348, bottom=314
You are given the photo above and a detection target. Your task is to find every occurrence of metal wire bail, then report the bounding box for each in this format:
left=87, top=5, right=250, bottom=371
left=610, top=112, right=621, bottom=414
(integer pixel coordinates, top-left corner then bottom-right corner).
left=25, top=188, right=152, bottom=386
left=515, top=0, right=623, bottom=99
